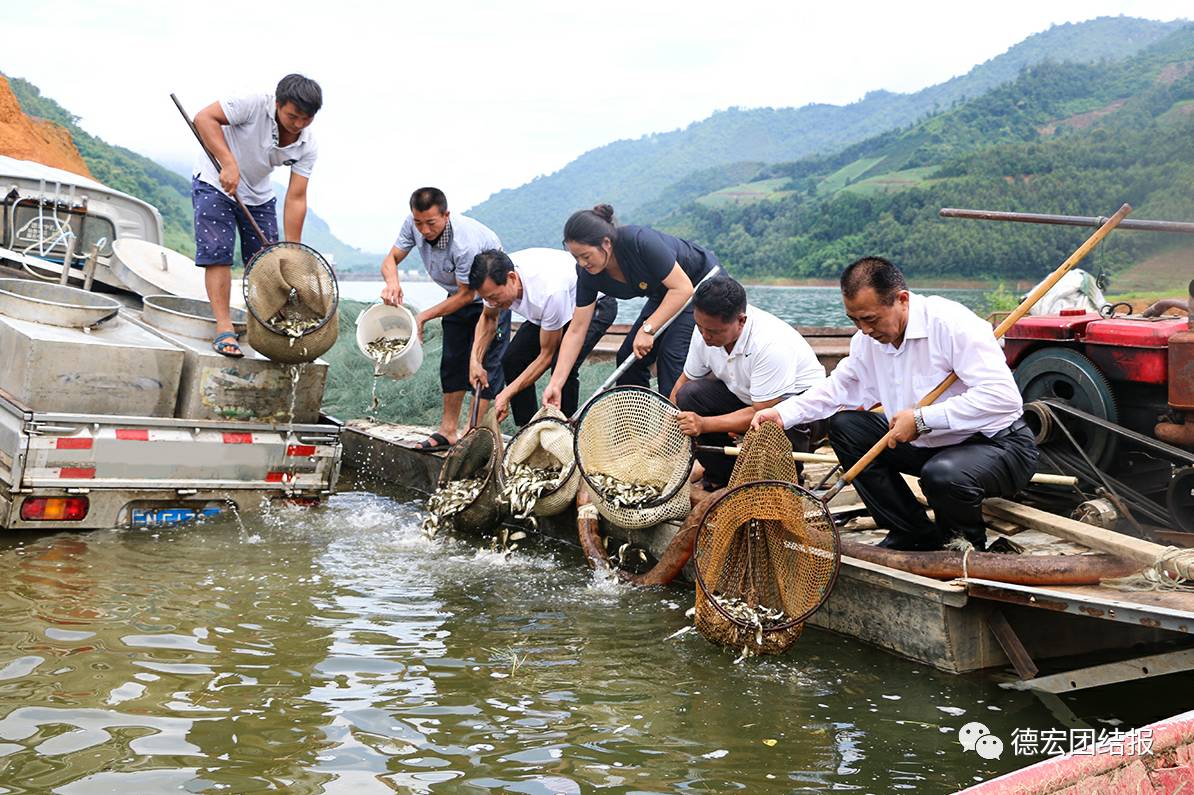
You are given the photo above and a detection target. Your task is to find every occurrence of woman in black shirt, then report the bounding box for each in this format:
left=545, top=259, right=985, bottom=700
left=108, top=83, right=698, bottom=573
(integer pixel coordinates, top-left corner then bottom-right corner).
left=544, top=204, right=719, bottom=406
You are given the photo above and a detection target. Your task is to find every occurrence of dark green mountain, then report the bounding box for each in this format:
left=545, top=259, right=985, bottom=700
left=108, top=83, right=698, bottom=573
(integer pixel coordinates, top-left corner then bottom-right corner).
left=646, top=24, right=1194, bottom=283
left=467, top=16, right=1182, bottom=250
left=5, top=75, right=380, bottom=271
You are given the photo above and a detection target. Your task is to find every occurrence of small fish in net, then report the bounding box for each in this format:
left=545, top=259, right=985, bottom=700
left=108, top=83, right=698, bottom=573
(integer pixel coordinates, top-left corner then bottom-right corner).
left=709, top=593, right=790, bottom=651
left=500, top=464, right=563, bottom=528
left=587, top=473, right=663, bottom=508
left=367, top=335, right=410, bottom=367
left=271, top=309, right=323, bottom=339
left=421, top=477, right=485, bottom=539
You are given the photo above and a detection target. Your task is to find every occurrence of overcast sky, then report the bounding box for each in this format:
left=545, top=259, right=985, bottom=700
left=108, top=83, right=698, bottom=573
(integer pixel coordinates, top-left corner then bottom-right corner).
left=2, top=1, right=1189, bottom=252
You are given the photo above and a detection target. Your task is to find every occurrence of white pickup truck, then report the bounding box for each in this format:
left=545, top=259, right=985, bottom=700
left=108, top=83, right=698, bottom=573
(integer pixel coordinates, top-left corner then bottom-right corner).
left=0, top=157, right=342, bottom=530
left=0, top=388, right=340, bottom=529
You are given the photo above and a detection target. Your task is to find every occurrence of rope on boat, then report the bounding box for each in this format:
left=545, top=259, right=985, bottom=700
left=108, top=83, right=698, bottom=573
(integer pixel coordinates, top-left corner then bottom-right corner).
left=1103, top=547, right=1194, bottom=592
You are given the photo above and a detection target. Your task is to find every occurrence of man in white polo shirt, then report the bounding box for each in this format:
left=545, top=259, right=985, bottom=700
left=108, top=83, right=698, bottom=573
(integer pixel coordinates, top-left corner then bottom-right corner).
left=671, top=275, right=826, bottom=489
left=379, top=188, right=510, bottom=449
left=467, top=249, right=617, bottom=424
left=754, top=256, right=1039, bottom=552
left=192, top=74, right=321, bottom=358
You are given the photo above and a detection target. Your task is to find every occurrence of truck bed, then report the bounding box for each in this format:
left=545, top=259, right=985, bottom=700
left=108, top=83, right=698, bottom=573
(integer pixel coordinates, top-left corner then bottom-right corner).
left=0, top=387, right=340, bottom=530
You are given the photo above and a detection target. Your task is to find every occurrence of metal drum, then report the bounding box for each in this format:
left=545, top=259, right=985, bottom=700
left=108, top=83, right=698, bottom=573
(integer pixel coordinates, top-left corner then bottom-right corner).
left=0, top=279, right=120, bottom=328
left=142, top=295, right=246, bottom=339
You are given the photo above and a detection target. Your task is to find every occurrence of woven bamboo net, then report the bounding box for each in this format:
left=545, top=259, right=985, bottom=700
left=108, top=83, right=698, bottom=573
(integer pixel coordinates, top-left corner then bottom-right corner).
left=244, top=242, right=339, bottom=363
left=574, top=386, right=692, bottom=530
left=694, top=422, right=840, bottom=655
left=438, top=426, right=501, bottom=534
left=502, top=406, right=579, bottom=517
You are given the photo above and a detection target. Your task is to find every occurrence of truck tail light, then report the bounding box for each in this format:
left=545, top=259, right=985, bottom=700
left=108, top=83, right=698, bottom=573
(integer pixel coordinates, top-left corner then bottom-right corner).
left=20, top=497, right=89, bottom=521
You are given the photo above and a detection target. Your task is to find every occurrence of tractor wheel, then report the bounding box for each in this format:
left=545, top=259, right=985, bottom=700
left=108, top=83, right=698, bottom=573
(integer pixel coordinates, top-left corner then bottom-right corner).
left=1168, top=467, right=1194, bottom=534
left=1014, top=347, right=1119, bottom=471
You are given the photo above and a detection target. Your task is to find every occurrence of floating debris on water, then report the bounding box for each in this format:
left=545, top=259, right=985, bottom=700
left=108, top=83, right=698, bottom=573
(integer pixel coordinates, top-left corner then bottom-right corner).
left=367, top=335, right=410, bottom=368
left=500, top=464, right=563, bottom=527
left=665, top=626, right=695, bottom=641
left=588, top=474, right=663, bottom=508
left=421, top=478, right=485, bottom=539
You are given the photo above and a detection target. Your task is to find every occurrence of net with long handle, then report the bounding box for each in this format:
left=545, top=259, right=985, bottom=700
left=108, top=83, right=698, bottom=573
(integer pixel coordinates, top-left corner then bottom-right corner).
left=573, top=386, right=693, bottom=530
left=694, top=423, right=841, bottom=656
left=244, top=242, right=339, bottom=363
left=501, top=406, right=579, bottom=518
left=427, top=424, right=502, bottom=536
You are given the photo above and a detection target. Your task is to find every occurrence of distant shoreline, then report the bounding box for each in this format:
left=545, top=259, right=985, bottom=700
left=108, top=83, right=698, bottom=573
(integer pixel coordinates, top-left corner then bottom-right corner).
left=749, top=276, right=1033, bottom=290
left=337, top=272, right=1022, bottom=290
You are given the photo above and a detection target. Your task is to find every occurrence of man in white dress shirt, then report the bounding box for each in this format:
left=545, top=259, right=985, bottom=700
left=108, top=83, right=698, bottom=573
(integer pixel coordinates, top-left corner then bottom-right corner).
left=467, top=250, right=616, bottom=424
left=671, top=276, right=826, bottom=489
left=754, top=257, right=1038, bottom=551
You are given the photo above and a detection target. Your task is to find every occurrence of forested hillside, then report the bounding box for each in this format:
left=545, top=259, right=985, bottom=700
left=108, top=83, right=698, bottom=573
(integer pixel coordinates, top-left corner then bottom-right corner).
left=646, top=24, right=1194, bottom=283
left=6, top=76, right=198, bottom=256
left=468, top=16, right=1181, bottom=250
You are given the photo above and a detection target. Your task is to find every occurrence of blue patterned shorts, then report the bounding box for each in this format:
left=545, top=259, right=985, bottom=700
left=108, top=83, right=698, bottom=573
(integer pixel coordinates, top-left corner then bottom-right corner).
left=191, top=177, right=278, bottom=266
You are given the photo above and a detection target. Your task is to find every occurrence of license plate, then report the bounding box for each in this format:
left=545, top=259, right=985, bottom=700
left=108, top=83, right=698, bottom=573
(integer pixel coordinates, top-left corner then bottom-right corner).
left=130, top=506, right=222, bottom=528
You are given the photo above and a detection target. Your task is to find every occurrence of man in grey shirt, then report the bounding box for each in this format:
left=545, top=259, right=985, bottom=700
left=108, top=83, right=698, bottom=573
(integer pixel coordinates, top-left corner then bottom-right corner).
left=192, top=74, right=321, bottom=357
left=380, top=188, right=510, bottom=450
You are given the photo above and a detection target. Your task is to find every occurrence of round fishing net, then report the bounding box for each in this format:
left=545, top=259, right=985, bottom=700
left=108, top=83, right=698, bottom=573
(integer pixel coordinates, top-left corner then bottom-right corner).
left=694, top=422, right=840, bottom=656
left=502, top=406, right=579, bottom=517
left=243, top=242, right=339, bottom=363
left=434, top=425, right=502, bottom=535
left=573, top=386, right=693, bottom=530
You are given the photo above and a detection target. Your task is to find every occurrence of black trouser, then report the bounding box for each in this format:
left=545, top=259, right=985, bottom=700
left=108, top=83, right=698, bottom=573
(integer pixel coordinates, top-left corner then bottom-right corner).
left=828, top=410, right=1039, bottom=548
left=676, top=378, right=825, bottom=488
left=502, top=296, right=617, bottom=425
left=616, top=300, right=694, bottom=400
left=441, top=302, right=510, bottom=400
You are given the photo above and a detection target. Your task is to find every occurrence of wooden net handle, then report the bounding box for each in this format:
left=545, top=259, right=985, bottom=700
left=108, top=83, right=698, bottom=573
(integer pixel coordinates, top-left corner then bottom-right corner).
left=822, top=202, right=1131, bottom=502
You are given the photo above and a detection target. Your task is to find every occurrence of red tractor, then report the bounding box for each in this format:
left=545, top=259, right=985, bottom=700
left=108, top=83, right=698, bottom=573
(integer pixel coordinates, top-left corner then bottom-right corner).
left=1002, top=282, right=1194, bottom=534
left=939, top=207, right=1194, bottom=536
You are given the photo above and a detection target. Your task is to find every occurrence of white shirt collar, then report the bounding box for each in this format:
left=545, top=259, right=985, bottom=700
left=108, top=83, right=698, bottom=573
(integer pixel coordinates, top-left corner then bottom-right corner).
left=268, top=106, right=311, bottom=149
left=727, top=308, right=756, bottom=358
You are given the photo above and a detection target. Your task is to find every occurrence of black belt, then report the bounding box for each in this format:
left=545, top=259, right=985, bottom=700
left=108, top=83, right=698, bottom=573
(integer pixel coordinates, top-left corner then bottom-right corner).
left=991, top=417, right=1030, bottom=440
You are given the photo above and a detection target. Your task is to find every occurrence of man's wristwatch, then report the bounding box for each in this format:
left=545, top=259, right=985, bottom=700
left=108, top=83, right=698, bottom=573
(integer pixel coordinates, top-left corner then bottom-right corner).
left=642, top=322, right=656, bottom=336
left=913, top=408, right=931, bottom=436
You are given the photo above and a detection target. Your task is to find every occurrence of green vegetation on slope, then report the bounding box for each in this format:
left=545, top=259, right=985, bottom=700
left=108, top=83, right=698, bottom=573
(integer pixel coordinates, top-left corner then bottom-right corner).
left=467, top=17, right=1182, bottom=250
left=646, top=25, right=1194, bottom=284
left=6, top=75, right=198, bottom=256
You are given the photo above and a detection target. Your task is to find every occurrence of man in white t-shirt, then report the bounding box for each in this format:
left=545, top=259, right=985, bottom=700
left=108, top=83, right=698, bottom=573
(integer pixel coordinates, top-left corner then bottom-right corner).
left=468, top=250, right=617, bottom=424
left=192, top=74, right=321, bottom=358
left=670, top=275, right=826, bottom=488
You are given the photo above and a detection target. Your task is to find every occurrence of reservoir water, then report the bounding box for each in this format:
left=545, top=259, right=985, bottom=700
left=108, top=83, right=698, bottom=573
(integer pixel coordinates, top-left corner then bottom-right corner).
left=0, top=480, right=1187, bottom=794
left=337, top=281, right=993, bottom=326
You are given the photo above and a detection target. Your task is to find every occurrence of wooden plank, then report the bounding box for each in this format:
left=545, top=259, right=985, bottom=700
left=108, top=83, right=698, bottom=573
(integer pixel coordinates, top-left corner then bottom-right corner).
left=839, top=555, right=968, bottom=605
left=1002, top=647, right=1194, bottom=694
left=982, top=497, right=1165, bottom=566
left=986, top=607, right=1039, bottom=679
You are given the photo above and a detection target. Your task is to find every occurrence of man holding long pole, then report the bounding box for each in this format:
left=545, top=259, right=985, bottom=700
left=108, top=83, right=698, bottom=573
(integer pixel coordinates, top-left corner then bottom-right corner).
left=754, top=256, right=1039, bottom=552
left=190, top=74, right=322, bottom=358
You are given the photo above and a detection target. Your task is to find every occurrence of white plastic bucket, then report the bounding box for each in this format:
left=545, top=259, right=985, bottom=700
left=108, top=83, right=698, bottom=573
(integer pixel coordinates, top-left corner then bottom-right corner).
left=356, top=303, right=423, bottom=380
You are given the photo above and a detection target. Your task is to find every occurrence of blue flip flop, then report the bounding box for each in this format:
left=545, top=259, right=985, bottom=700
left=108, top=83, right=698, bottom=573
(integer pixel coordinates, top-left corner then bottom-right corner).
left=212, top=331, right=244, bottom=358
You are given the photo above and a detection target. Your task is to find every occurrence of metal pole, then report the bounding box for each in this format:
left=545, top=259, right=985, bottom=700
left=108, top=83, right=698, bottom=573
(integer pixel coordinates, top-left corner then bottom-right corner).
left=170, top=93, right=273, bottom=249
left=939, top=208, right=1194, bottom=235
left=58, top=234, right=76, bottom=285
